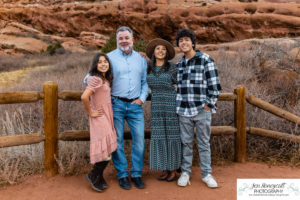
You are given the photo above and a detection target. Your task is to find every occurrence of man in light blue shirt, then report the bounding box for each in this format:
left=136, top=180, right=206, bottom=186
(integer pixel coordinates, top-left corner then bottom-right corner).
left=84, top=26, right=148, bottom=190
left=108, top=44, right=148, bottom=103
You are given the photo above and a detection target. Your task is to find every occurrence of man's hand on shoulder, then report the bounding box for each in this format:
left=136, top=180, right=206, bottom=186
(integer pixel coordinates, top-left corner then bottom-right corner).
left=139, top=52, right=147, bottom=58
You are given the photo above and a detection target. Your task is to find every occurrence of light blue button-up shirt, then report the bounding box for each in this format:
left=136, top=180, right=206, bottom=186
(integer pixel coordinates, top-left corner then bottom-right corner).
left=84, top=48, right=149, bottom=102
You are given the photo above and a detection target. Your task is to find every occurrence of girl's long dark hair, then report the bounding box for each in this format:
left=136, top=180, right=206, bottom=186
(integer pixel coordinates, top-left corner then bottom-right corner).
left=147, top=50, right=170, bottom=74
left=89, top=53, right=113, bottom=87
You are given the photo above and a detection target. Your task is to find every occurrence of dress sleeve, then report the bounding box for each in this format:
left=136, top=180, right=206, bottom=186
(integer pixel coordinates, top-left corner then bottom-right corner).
left=86, top=76, right=103, bottom=92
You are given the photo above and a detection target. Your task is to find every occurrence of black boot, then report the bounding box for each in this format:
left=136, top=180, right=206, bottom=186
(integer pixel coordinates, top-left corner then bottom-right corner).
left=86, top=162, right=106, bottom=192
left=97, top=161, right=109, bottom=189
left=86, top=164, right=98, bottom=186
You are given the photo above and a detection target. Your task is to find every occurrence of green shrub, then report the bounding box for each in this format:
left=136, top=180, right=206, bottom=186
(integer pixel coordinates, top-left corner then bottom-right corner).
left=134, top=40, right=146, bottom=52
left=46, top=42, right=65, bottom=55
left=101, top=33, right=116, bottom=53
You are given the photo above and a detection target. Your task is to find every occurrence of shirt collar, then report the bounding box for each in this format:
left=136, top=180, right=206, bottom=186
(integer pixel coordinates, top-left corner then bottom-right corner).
left=180, top=50, right=201, bottom=63
left=117, top=48, right=134, bottom=57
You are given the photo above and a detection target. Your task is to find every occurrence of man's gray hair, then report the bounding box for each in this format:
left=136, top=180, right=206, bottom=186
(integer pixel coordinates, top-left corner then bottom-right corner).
left=116, top=26, right=133, bottom=39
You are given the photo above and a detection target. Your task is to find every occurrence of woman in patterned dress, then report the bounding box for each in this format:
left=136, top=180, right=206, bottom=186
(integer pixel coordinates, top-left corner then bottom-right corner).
left=146, top=39, right=181, bottom=182
left=81, top=53, right=117, bottom=192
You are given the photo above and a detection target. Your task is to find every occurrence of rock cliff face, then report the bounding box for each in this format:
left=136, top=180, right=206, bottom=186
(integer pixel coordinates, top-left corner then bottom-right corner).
left=0, top=0, right=299, bottom=55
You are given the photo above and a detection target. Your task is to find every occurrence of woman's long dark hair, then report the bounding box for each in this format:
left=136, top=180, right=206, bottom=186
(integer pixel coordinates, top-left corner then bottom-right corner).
left=89, top=53, right=113, bottom=87
left=147, top=50, right=170, bottom=74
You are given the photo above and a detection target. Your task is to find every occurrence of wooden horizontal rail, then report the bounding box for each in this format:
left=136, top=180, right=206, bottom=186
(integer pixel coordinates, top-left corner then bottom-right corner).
left=58, top=91, right=82, bottom=101
left=246, top=95, right=300, bottom=125
left=248, top=127, right=300, bottom=143
left=58, top=90, right=235, bottom=102
left=59, top=130, right=90, bottom=141
left=0, top=91, right=42, bottom=104
left=0, top=133, right=45, bottom=148
left=59, top=126, right=236, bottom=141
left=59, top=130, right=152, bottom=141
left=211, top=126, right=236, bottom=135
left=0, top=127, right=236, bottom=147
left=218, top=93, right=236, bottom=101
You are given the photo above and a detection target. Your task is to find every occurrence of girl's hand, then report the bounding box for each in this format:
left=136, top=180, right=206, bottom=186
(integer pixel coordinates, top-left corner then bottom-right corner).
left=90, top=108, right=104, bottom=117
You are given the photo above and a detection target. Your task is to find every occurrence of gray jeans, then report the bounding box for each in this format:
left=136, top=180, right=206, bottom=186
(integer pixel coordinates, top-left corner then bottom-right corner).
left=179, top=109, right=212, bottom=178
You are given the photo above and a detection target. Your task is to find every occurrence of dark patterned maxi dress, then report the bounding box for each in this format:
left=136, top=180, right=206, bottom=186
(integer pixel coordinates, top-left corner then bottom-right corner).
left=147, top=63, right=181, bottom=170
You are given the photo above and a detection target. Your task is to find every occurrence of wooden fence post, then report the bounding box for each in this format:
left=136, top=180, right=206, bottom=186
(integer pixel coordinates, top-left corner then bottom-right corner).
left=234, top=86, right=246, bottom=163
left=43, top=81, right=58, bottom=177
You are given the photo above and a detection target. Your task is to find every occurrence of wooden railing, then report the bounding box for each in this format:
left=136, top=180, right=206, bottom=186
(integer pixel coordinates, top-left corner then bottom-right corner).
left=0, top=82, right=299, bottom=177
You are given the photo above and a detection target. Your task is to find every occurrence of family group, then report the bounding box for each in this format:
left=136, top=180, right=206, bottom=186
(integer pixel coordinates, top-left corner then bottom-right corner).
left=81, top=26, right=222, bottom=192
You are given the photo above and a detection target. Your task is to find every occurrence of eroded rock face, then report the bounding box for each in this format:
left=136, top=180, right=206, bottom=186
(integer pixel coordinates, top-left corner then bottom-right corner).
left=0, top=1, right=299, bottom=41
left=0, top=22, right=47, bottom=54
left=0, top=21, right=109, bottom=55
left=0, top=0, right=299, bottom=55
left=0, top=21, right=88, bottom=55
left=79, top=31, right=108, bottom=48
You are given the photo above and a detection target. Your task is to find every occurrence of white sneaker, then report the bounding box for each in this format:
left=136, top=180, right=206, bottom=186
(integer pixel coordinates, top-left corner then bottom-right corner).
left=202, top=174, right=218, bottom=188
left=177, top=172, right=191, bottom=187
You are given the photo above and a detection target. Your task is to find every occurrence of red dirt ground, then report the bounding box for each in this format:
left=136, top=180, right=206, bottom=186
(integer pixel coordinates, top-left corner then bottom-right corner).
left=1, top=162, right=300, bottom=200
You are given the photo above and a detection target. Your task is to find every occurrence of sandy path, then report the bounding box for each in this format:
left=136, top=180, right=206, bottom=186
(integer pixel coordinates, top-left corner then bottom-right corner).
left=0, top=162, right=300, bottom=200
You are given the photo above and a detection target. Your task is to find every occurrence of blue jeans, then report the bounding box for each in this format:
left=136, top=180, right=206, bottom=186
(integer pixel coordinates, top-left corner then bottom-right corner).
left=179, top=109, right=212, bottom=178
left=111, top=97, right=145, bottom=179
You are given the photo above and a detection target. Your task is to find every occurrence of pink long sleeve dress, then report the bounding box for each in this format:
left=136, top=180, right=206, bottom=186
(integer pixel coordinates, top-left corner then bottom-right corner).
left=86, top=76, right=117, bottom=164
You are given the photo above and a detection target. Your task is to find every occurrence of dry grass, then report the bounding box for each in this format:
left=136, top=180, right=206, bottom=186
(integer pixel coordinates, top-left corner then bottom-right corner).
left=210, top=39, right=300, bottom=166
left=55, top=141, right=90, bottom=176
left=0, top=106, right=44, bottom=186
left=0, top=39, right=299, bottom=186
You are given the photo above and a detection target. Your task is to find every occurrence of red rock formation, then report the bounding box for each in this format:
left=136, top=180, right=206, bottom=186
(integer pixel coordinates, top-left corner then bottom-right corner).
left=0, top=0, right=299, bottom=43
left=0, top=0, right=299, bottom=55
left=79, top=31, right=108, bottom=48
left=0, top=21, right=89, bottom=55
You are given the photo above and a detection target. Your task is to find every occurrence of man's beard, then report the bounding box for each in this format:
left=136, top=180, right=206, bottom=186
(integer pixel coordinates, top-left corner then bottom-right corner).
left=118, top=43, right=133, bottom=53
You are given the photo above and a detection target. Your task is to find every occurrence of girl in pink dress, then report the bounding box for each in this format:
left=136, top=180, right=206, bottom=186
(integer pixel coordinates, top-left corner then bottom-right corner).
left=81, top=53, right=117, bottom=192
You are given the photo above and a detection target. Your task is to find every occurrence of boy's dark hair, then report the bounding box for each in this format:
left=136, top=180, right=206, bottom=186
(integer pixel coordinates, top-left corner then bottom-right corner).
left=175, top=29, right=196, bottom=50
left=89, top=53, right=113, bottom=87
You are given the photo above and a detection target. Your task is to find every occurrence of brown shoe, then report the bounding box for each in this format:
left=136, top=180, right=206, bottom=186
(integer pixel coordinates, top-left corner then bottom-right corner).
left=166, top=171, right=177, bottom=182
left=157, top=170, right=169, bottom=181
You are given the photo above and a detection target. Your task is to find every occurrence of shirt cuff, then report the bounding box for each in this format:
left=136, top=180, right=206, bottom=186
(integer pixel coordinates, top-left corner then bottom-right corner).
left=139, top=97, right=145, bottom=104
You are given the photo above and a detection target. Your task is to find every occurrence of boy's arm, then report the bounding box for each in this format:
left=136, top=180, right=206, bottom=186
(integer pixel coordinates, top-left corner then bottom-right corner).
left=204, top=60, right=222, bottom=109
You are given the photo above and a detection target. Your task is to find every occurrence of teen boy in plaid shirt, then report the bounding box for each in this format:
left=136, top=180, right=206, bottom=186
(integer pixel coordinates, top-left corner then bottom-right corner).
left=175, top=29, right=222, bottom=188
